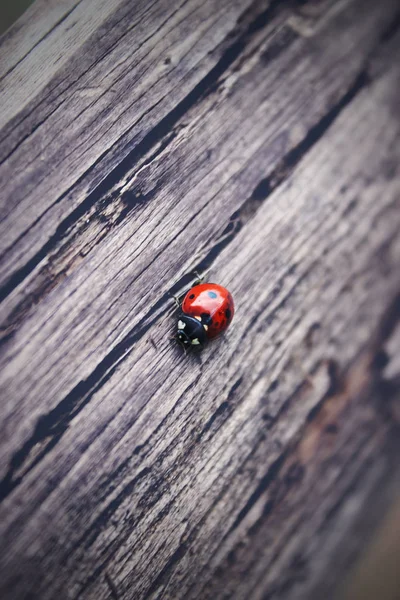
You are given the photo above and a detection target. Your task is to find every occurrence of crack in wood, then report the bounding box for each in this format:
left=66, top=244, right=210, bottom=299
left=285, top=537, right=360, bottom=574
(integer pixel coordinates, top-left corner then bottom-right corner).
left=104, top=571, right=119, bottom=600
left=196, top=377, right=243, bottom=443
left=228, top=450, right=289, bottom=534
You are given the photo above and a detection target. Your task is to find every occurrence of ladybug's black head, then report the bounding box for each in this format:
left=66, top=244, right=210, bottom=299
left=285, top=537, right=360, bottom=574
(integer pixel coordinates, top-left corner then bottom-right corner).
left=177, top=315, right=207, bottom=349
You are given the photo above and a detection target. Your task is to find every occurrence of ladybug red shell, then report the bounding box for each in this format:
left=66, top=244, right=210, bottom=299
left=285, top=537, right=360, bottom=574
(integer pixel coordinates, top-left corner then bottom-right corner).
left=177, top=283, right=234, bottom=349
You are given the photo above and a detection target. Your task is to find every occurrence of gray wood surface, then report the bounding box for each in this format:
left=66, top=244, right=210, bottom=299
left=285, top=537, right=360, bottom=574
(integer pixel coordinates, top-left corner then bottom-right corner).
left=1, top=0, right=400, bottom=598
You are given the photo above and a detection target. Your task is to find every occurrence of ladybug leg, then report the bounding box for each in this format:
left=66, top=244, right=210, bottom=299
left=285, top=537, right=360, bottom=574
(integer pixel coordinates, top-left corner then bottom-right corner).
left=175, top=340, right=188, bottom=355
left=193, top=270, right=204, bottom=282
left=169, top=293, right=181, bottom=308
left=173, top=331, right=189, bottom=353
left=192, top=269, right=209, bottom=285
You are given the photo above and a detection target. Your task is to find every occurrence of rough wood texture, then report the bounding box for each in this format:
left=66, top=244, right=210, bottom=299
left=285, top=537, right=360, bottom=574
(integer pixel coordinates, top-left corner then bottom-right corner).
left=1, top=0, right=400, bottom=598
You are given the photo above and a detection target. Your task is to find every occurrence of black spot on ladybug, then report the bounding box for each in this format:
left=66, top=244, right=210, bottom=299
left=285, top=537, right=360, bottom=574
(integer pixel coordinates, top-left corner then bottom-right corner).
left=208, top=291, right=218, bottom=299
left=225, top=308, right=231, bottom=320
left=189, top=293, right=195, bottom=299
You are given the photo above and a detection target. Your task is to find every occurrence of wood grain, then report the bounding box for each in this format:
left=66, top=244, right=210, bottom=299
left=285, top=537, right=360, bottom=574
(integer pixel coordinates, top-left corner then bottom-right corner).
left=0, top=0, right=400, bottom=598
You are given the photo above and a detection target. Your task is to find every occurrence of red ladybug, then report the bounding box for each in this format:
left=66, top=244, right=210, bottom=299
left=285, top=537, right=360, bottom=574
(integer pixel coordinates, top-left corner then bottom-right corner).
left=177, top=283, right=234, bottom=349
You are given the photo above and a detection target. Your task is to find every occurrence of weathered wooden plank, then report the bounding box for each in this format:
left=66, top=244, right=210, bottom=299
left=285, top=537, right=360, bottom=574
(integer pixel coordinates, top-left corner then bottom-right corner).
left=0, top=0, right=272, bottom=283
left=0, top=1, right=79, bottom=77
left=75, top=64, right=400, bottom=599
left=0, top=0, right=397, bottom=289
left=1, top=0, right=400, bottom=599
left=1, top=22, right=400, bottom=599
left=0, top=0, right=140, bottom=125
left=1, top=0, right=398, bottom=468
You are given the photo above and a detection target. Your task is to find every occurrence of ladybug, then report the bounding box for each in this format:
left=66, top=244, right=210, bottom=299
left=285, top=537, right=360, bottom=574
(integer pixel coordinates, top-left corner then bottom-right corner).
left=176, top=283, right=234, bottom=349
